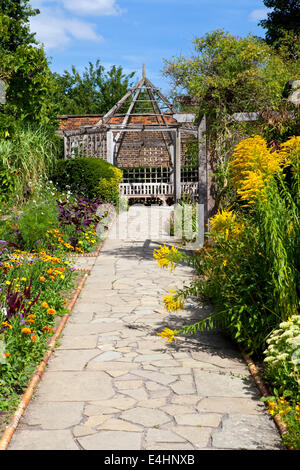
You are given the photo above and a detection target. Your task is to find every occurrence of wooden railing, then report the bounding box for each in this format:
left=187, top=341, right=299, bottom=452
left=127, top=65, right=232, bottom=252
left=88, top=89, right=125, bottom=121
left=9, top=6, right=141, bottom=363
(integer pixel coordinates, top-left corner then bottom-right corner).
left=119, top=182, right=198, bottom=198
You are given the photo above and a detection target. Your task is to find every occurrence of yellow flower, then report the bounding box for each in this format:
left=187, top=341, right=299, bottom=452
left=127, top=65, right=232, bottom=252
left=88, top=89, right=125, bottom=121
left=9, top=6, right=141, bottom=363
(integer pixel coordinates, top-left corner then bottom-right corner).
left=157, top=328, right=178, bottom=344
left=41, top=301, right=49, bottom=309
left=229, top=135, right=284, bottom=205
left=153, top=245, right=179, bottom=272
left=163, top=292, right=184, bottom=311
left=210, top=210, right=236, bottom=235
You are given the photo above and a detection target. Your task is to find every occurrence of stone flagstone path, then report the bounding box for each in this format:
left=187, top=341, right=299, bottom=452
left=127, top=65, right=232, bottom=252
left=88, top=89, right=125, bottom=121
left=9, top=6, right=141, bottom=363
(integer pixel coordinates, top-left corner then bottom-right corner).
left=8, top=207, right=283, bottom=450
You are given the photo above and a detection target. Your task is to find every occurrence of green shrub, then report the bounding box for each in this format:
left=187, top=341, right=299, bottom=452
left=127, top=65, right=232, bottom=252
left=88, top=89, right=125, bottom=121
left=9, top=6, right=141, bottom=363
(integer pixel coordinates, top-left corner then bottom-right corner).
left=15, top=199, right=59, bottom=252
left=52, top=157, right=122, bottom=201
left=98, top=166, right=123, bottom=204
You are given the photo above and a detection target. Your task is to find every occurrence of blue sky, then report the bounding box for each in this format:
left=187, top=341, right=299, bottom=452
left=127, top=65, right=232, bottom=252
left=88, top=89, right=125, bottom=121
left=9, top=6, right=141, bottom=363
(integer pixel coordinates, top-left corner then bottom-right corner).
left=29, top=0, right=271, bottom=95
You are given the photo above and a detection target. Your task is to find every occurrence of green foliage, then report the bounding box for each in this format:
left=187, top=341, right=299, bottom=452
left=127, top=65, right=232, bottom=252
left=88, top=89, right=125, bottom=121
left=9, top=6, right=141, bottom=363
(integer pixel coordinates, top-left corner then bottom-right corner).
left=0, top=0, right=39, bottom=52
left=164, top=30, right=299, bottom=212
left=0, top=2, right=58, bottom=135
left=52, top=61, right=135, bottom=115
left=52, top=157, right=122, bottom=201
left=98, top=166, right=123, bottom=204
left=281, top=409, right=300, bottom=449
left=15, top=199, right=59, bottom=253
left=179, top=219, right=283, bottom=355
left=259, top=0, right=300, bottom=58
left=164, top=30, right=296, bottom=116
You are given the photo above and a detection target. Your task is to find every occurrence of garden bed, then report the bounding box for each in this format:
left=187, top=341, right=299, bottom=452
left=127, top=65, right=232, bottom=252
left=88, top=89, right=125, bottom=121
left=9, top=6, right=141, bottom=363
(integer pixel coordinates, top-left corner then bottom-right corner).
left=0, top=183, right=117, bottom=445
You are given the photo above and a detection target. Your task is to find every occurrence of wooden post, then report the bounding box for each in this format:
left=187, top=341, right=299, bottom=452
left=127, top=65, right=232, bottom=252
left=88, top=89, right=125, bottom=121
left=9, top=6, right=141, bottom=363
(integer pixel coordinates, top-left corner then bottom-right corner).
left=63, top=136, right=68, bottom=159
left=169, top=142, right=175, bottom=183
left=198, top=116, right=207, bottom=246
left=106, top=130, right=114, bottom=164
left=175, top=129, right=181, bottom=201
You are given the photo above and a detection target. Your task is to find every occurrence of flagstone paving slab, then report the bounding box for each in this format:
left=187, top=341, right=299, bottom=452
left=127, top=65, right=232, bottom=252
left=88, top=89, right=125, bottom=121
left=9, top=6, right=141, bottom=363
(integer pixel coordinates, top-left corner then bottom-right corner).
left=8, top=208, right=283, bottom=450
left=77, top=431, right=143, bottom=450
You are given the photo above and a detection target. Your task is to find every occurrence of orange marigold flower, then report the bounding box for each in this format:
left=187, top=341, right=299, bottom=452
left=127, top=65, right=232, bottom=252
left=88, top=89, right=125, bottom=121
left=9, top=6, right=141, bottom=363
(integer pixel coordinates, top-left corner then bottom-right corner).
left=39, top=276, right=46, bottom=282
left=31, top=334, right=37, bottom=342
left=21, top=327, right=31, bottom=334
left=41, top=301, right=49, bottom=309
left=47, top=308, right=56, bottom=315
left=42, top=326, right=53, bottom=333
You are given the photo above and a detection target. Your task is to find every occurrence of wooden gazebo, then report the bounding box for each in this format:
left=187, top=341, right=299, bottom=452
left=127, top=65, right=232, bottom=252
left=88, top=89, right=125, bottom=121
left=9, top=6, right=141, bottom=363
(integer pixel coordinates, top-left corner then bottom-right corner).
left=60, top=66, right=208, bottom=240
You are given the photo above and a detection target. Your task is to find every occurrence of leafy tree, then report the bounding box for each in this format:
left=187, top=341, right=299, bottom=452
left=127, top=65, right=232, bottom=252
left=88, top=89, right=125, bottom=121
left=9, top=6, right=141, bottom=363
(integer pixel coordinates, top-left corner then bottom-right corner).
left=0, top=1, right=57, bottom=135
left=259, top=0, right=300, bottom=57
left=52, top=61, right=135, bottom=115
left=0, top=0, right=39, bottom=51
left=163, top=30, right=299, bottom=212
left=164, top=30, right=296, bottom=117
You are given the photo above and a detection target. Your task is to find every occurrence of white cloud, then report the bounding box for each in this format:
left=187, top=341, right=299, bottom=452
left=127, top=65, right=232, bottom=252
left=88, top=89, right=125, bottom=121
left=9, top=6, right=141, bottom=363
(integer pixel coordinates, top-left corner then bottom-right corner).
left=29, top=0, right=125, bottom=50
left=249, top=8, right=270, bottom=23
left=62, top=0, right=123, bottom=17
left=30, top=8, right=103, bottom=50
left=31, top=0, right=123, bottom=15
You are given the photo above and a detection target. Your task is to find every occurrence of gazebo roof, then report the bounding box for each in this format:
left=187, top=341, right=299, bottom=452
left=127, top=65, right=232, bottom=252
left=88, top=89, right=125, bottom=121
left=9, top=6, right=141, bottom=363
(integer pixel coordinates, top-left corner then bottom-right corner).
left=95, top=65, right=179, bottom=129
left=59, top=66, right=197, bottom=136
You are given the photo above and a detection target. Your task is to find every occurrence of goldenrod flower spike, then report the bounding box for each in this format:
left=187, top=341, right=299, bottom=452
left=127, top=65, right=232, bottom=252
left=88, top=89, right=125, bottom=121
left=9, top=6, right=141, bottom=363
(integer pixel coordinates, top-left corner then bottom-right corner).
left=157, top=328, right=178, bottom=344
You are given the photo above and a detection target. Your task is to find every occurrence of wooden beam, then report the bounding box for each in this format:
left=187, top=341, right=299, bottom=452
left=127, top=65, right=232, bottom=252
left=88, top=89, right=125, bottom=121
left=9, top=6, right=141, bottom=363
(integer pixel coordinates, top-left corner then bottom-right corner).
left=97, top=78, right=145, bottom=126
left=145, top=78, right=178, bottom=114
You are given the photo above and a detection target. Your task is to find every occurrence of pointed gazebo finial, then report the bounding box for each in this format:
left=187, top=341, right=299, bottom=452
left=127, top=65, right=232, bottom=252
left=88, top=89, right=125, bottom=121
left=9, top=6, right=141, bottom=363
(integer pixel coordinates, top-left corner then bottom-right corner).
left=142, top=63, right=146, bottom=79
